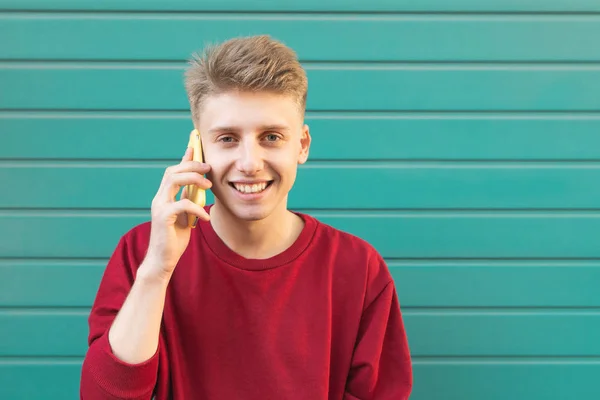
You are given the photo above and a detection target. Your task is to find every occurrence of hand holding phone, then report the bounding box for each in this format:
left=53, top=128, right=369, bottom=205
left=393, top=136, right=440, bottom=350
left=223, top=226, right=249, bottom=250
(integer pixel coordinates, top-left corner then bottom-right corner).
left=142, top=129, right=211, bottom=280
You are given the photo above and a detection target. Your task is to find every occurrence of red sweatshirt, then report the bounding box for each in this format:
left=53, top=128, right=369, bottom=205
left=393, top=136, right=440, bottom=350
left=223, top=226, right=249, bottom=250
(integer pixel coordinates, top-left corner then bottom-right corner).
left=80, top=206, right=412, bottom=399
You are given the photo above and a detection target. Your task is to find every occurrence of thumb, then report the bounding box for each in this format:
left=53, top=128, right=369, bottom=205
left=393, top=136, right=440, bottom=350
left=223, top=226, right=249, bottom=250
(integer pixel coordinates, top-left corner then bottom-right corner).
left=176, top=186, right=190, bottom=229
left=179, top=185, right=188, bottom=201
left=175, top=186, right=194, bottom=228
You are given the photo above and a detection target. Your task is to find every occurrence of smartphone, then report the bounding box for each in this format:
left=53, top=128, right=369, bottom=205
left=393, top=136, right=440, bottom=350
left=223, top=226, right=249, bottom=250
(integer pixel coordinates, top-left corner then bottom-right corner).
left=186, top=129, right=206, bottom=228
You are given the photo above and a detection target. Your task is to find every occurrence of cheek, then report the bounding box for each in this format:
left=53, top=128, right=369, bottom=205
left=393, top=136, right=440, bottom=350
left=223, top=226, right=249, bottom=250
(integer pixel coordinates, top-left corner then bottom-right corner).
left=274, top=158, right=299, bottom=181
left=205, top=161, right=225, bottom=183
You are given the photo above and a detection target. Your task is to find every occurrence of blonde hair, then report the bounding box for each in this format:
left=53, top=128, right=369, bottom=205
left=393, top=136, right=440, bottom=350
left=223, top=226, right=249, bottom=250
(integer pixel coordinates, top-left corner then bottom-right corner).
left=184, top=35, right=308, bottom=124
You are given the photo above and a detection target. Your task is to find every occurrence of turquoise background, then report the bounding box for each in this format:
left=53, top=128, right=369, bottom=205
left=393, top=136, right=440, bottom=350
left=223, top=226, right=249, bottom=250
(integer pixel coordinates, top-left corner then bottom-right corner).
left=1, top=1, right=599, bottom=398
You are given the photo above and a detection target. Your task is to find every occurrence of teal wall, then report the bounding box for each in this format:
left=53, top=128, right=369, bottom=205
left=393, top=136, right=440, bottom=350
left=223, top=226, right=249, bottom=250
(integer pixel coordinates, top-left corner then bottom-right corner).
left=2, top=1, right=600, bottom=399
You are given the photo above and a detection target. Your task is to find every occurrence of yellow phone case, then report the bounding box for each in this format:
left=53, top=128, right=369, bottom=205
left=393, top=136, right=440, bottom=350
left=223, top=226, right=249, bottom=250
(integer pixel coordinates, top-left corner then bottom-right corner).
left=185, top=129, right=206, bottom=228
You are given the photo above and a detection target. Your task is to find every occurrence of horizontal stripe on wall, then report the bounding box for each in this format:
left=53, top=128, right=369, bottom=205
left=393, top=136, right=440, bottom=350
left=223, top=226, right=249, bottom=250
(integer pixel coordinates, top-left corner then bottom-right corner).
left=1, top=0, right=599, bottom=12
left=2, top=361, right=598, bottom=400
left=2, top=311, right=598, bottom=356
left=5, top=162, right=600, bottom=209
left=3, top=212, right=600, bottom=258
left=4, top=15, right=600, bottom=61
left=2, top=65, right=600, bottom=110
left=3, top=113, right=600, bottom=160
left=1, top=261, right=597, bottom=307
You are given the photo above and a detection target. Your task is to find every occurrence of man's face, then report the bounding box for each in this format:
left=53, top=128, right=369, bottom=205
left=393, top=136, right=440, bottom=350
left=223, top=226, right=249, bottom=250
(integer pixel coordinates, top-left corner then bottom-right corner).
left=197, top=90, right=311, bottom=221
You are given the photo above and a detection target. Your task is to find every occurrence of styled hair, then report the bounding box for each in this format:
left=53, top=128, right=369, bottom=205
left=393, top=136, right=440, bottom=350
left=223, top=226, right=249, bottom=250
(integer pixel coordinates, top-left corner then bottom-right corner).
left=184, top=35, right=308, bottom=124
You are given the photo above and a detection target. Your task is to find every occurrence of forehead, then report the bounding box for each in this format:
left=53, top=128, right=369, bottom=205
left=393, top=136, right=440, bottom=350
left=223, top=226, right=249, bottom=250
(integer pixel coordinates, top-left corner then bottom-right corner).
left=198, top=90, right=301, bottom=131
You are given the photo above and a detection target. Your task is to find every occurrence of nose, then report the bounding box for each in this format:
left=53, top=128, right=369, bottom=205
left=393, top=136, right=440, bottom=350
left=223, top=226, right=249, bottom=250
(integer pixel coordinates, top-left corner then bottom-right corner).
left=236, top=139, right=264, bottom=175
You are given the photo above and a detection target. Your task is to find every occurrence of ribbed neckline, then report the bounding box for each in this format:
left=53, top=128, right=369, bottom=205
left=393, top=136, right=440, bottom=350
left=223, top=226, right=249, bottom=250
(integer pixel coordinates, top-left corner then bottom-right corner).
left=197, top=204, right=318, bottom=271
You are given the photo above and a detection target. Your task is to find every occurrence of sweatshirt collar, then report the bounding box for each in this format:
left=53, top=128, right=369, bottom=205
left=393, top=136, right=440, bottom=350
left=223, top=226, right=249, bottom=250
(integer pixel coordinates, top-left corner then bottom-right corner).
left=197, top=204, right=318, bottom=271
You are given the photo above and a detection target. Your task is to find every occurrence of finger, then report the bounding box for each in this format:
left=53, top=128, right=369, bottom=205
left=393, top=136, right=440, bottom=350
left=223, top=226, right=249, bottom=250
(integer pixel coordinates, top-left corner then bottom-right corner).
left=157, top=161, right=210, bottom=205
left=180, top=185, right=188, bottom=201
left=164, top=172, right=212, bottom=202
left=172, top=198, right=211, bottom=228
left=178, top=160, right=211, bottom=174
left=171, top=160, right=211, bottom=175
left=182, top=146, right=193, bottom=161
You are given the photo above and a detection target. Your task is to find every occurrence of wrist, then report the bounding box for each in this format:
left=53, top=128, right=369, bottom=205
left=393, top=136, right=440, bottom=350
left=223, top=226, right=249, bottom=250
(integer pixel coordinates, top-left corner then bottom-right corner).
left=136, top=258, right=173, bottom=288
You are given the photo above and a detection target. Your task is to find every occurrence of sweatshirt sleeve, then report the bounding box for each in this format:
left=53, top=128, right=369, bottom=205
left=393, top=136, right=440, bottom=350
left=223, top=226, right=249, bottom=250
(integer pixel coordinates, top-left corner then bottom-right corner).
left=80, top=228, right=161, bottom=399
left=344, top=255, right=413, bottom=400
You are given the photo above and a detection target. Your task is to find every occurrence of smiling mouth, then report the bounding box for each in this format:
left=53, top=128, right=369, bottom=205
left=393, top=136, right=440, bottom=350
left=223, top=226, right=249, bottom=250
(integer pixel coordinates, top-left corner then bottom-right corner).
left=229, top=181, right=274, bottom=194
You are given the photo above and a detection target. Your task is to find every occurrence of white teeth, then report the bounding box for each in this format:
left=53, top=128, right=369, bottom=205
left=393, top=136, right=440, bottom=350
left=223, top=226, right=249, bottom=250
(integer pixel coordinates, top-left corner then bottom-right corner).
left=233, top=182, right=268, bottom=194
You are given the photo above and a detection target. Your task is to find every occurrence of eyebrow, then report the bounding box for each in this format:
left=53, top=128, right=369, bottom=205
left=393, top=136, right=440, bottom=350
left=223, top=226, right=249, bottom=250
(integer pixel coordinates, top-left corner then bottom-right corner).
left=208, top=124, right=290, bottom=134
left=260, top=124, right=290, bottom=132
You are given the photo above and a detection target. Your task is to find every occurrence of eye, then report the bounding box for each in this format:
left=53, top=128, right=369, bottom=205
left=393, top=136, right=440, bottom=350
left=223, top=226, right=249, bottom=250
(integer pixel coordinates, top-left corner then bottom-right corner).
left=264, top=133, right=280, bottom=142
left=218, top=136, right=235, bottom=143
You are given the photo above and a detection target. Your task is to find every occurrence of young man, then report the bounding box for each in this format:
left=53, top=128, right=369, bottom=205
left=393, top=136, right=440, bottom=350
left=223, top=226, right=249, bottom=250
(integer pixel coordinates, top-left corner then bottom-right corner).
left=80, top=35, right=412, bottom=399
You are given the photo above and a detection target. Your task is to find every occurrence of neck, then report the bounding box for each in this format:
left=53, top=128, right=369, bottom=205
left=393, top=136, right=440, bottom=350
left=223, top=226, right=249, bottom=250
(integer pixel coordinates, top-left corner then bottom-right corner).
left=208, top=202, right=304, bottom=260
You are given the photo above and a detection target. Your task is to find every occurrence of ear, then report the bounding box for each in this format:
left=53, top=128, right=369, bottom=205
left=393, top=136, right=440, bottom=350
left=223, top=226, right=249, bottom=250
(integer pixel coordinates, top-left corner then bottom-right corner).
left=298, top=124, right=311, bottom=165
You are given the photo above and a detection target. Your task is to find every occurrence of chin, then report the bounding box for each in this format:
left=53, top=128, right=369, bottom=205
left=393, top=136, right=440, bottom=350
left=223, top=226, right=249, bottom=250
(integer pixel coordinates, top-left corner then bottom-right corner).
left=229, top=204, right=275, bottom=222
left=213, top=194, right=276, bottom=222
